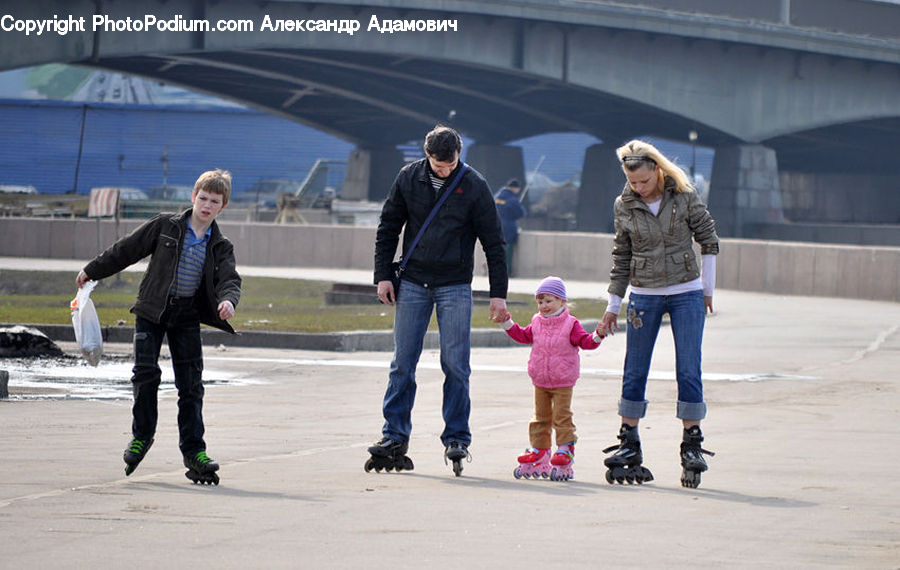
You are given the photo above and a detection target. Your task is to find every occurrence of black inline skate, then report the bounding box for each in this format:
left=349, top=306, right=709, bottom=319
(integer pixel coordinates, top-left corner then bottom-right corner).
left=123, top=437, right=154, bottom=476
left=184, top=450, right=220, bottom=485
left=602, top=424, right=654, bottom=485
left=365, top=437, right=414, bottom=473
left=444, top=441, right=471, bottom=477
left=680, top=425, right=714, bottom=489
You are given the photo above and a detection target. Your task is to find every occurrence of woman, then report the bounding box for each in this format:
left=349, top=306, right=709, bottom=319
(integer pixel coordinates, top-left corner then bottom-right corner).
left=598, top=139, right=719, bottom=488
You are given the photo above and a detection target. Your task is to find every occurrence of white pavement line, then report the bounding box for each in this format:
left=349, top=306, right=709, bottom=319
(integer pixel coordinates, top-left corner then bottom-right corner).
left=0, top=423, right=529, bottom=510
left=844, top=324, right=899, bottom=365
left=0, top=470, right=171, bottom=509
left=205, top=355, right=816, bottom=382
left=0, top=444, right=371, bottom=510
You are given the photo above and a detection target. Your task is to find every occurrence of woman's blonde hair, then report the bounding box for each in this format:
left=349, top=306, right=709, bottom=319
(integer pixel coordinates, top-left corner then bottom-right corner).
left=615, top=139, right=694, bottom=193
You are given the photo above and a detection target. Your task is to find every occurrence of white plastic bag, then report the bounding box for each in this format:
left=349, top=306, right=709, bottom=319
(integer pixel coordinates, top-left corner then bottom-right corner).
left=70, top=280, right=103, bottom=366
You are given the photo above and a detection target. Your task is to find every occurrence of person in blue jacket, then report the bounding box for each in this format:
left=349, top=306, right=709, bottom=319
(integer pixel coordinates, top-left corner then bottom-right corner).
left=494, top=178, right=527, bottom=277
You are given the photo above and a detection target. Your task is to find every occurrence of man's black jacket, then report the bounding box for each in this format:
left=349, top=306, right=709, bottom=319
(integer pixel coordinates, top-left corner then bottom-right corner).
left=84, top=210, right=241, bottom=333
left=374, top=159, right=508, bottom=298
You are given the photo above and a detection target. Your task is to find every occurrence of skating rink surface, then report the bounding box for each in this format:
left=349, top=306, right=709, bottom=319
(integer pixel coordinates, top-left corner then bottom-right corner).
left=1, top=288, right=899, bottom=569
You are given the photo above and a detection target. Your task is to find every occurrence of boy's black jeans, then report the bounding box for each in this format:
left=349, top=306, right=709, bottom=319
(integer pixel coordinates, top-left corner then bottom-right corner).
left=131, top=298, right=206, bottom=457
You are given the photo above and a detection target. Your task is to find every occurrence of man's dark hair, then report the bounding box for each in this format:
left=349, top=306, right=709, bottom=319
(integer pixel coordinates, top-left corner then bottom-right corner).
left=506, top=178, right=520, bottom=189
left=424, top=125, right=462, bottom=162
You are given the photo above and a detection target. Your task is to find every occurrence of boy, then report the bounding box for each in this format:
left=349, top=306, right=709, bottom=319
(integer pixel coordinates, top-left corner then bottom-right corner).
left=76, top=169, right=241, bottom=485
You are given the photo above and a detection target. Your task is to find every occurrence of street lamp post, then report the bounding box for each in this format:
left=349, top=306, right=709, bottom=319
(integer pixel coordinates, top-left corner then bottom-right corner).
left=688, top=130, right=698, bottom=179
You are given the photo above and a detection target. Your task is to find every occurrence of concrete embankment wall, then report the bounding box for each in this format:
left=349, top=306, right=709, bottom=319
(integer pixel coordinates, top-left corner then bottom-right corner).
left=1, top=218, right=897, bottom=302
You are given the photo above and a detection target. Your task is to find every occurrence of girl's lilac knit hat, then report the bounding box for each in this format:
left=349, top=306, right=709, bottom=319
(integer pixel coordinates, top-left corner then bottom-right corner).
left=535, top=276, right=567, bottom=301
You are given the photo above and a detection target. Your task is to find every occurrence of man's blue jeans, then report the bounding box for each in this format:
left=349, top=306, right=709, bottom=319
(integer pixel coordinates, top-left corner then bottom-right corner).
left=619, top=290, right=707, bottom=421
left=132, top=302, right=206, bottom=455
left=382, top=280, right=473, bottom=446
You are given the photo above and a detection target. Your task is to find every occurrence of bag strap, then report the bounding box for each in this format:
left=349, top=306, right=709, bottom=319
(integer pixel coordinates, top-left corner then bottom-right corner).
left=399, top=163, right=469, bottom=272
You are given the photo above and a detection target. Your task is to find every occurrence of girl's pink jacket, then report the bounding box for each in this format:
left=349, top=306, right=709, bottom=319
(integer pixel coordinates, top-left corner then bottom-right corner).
left=504, top=308, right=601, bottom=388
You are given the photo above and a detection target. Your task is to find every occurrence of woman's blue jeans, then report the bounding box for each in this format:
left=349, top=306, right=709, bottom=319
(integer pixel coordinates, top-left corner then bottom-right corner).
left=381, top=280, right=473, bottom=446
left=619, top=290, right=707, bottom=421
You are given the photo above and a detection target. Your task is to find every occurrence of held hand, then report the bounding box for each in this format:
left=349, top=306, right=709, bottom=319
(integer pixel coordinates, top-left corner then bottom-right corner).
left=705, top=295, right=714, bottom=314
left=489, top=298, right=509, bottom=323
left=377, top=280, right=396, bottom=306
left=75, top=270, right=89, bottom=288
left=218, top=300, right=235, bottom=320
left=598, top=311, right=618, bottom=336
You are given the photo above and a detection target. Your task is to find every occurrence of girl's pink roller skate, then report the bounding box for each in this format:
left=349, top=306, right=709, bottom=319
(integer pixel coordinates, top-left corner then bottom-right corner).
left=550, top=443, right=575, bottom=481
left=514, top=447, right=552, bottom=479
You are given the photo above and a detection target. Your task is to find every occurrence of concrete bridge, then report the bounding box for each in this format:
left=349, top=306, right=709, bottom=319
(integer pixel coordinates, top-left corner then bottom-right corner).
left=2, top=0, right=899, bottom=239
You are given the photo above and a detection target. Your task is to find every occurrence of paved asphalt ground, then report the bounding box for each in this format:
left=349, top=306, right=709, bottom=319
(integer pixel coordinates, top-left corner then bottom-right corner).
left=1, top=257, right=899, bottom=568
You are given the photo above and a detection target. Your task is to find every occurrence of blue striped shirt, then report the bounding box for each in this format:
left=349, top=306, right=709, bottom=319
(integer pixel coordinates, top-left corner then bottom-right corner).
left=169, top=222, right=210, bottom=297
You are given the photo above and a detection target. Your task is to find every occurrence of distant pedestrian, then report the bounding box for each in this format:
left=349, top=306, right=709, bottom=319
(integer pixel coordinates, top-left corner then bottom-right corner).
left=494, top=178, right=527, bottom=277
left=598, top=139, right=719, bottom=488
left=76, top=169, right=241, bottom=485
left=502, top=276, right=604, bottom=482
left=367, top=124, right=509, bottom=477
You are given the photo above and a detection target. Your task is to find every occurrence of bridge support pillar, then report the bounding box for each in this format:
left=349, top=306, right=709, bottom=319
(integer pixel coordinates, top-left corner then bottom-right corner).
left=342, top=147, right=405, bottom=202
left=577, top=143, right=624, bottom=233
left=464, top=144, right=525, bottom=196
left=708, top=144, right=784, bottom=238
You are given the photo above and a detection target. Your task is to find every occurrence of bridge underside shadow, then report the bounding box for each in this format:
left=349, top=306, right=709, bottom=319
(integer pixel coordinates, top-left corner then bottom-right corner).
left=88, top=48, right=900, bottom=241
left=91, top=48, right=729, bottom=149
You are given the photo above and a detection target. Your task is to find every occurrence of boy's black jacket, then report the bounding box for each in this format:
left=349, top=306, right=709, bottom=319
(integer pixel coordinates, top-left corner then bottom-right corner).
left=374, top=159, right=508, bottom=298
left=84, top=210, right=242, bottom=333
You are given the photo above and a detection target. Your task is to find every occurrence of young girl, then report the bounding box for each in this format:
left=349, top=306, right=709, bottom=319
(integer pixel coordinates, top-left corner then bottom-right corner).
left=501, top=276, right=605, bottom=481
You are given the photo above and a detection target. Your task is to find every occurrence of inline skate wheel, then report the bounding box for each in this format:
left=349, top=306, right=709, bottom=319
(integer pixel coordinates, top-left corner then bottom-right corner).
left=608, top=466, right=627, bottom=484
left=513, top=467, right=523, bottom=479
left=681, top=470, right=700, bottom=488
left=185, top=470, right=219, bottom=485
left=452, top=461, right=462, bottom=477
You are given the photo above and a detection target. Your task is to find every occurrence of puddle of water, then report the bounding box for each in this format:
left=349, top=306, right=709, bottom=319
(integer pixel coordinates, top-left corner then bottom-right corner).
left=1, top=356, right=259, bottom=401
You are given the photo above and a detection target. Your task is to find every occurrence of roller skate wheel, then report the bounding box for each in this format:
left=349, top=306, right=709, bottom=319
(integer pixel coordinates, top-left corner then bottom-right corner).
left=452, top=460, right=463, bottom=477
left=364, top=458, right=375, bottom=473
left=681, top=470, right=701, bottom=488
left=185, top=470, right=219, bottom=485
left=513, top=467, right=523, bottom=479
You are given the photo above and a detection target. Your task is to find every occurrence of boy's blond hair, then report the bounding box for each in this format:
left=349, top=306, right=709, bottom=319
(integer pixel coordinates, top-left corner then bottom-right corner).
left=193, top=169, right=232, bottom=205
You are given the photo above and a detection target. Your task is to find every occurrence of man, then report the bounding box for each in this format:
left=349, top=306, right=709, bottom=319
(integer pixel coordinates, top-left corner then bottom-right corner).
left=494, top=178, right=527, bottom=277
left=368, top=125, right=509, bottom=475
